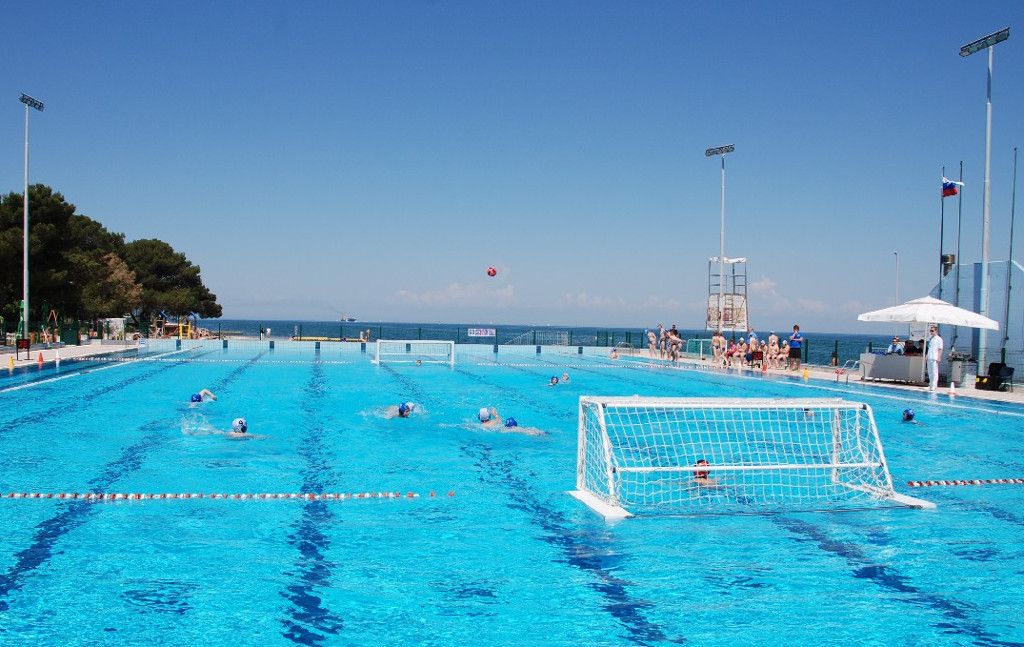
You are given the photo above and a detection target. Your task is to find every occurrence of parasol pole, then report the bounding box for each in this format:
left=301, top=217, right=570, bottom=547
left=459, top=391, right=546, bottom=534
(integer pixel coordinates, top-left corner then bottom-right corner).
left=1004, top=146, right=1018, bottom=362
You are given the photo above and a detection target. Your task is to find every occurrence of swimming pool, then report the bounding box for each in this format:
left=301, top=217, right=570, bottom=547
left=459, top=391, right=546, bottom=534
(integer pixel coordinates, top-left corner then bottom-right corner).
left=0, top=341, right=1021, bottom=645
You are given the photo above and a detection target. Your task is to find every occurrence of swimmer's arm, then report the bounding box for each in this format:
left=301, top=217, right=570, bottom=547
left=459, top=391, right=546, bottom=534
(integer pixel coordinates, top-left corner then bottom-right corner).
left=228, top=432, right=268, bottom=440
left=200, top=389, right=217, bottom=400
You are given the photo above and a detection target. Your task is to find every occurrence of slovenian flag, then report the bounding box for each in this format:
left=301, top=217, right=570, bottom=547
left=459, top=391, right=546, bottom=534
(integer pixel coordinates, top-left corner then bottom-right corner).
left=942, top=177, right=963, bottom=198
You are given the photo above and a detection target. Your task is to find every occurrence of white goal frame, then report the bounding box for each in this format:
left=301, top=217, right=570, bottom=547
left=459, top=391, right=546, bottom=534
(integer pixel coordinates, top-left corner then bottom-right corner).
left=374, top=340, right=455, bottom=367
left=570, top=396, right=934, bottom=519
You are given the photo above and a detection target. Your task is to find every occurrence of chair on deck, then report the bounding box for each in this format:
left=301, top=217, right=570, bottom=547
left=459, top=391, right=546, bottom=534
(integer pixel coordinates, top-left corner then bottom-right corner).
left=976, top=363, right=1015, bottom=392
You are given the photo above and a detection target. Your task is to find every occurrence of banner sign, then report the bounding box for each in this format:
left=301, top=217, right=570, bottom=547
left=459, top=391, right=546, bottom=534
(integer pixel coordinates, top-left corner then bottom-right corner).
left=467, top=328, right=496, bottom=337
left=705, top=294, right=748, bottom=332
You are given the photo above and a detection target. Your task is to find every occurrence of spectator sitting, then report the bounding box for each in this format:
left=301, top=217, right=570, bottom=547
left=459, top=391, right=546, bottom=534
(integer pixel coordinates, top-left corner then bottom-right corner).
left=777, top=341, right=789, bottom=369
left=903, top=340, right=919, bottom=355
left=745, top=338, right=758, bottom=365
left=886, top=337, right=905, bottom=355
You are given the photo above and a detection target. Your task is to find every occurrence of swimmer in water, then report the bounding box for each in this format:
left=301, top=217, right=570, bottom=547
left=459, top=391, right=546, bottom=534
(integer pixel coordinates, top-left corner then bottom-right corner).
left=190, top=389, right=217, bottom=403
left=415, top=359, right=423, bottom=366
left=548, top=376, right=559, bottom=386
left=561, top=373, right=570, bottom=383
left=385, top=402, right=416, bottom=419
left=610, top=348, right=619, bottom=360
left=901, top=408, right=922, bottom=425
left=478, top=407, right=502, bottom=428
left=226, top=417, right=267, bottom=440
left=694, top=459, right=717, bottom=486
left=477, top=407, right=545, bottom=436
left=229, top=417, right=248, bottom=437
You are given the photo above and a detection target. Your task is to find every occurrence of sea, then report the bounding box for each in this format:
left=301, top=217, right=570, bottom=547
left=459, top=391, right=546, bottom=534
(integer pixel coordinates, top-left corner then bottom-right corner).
left=197, top=319, right=897, bottom=367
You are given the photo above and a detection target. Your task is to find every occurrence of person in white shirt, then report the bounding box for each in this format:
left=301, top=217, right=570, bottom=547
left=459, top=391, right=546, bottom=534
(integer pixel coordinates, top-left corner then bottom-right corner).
left=926, top=325, right=944, bottom=391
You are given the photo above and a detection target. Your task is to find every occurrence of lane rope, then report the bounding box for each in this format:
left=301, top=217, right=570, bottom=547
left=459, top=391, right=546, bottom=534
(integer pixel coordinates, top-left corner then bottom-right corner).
left=907, top=479, right=1024, bottom=487
left=3, top=490, right=455, bottom=501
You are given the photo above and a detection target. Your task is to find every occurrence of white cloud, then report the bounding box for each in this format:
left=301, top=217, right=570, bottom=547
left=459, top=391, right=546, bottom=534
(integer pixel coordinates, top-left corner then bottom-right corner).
left=394, top=282, right=516, bottom=307
left=838, top=299, right=866, bottom=314
left=796, top=298, right=828, bottom=314
left=562, top=292, right=627, bottom=309
left=749, top=276, right=779, bottom=296
left=641, top=295, right=683, bottom=310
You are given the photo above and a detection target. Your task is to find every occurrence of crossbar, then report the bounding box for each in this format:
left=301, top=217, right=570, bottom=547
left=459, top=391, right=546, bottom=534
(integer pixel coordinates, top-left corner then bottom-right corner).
left=617, top=461, right=881, bottom=473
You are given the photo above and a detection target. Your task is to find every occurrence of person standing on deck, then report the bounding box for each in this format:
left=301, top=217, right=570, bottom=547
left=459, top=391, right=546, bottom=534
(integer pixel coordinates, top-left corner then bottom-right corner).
left=926, top=325, right=944, bottom=392
left=787, top=325, right=805, bottom=371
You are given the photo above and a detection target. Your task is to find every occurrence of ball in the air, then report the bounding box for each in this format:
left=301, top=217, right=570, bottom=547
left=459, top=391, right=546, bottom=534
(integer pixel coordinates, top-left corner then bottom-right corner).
left=487, top=267, right=497, bottom=277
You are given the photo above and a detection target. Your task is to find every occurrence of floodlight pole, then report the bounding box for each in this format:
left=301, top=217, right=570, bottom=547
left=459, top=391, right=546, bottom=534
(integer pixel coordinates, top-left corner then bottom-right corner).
left=706, top=144, right=735, bottom=332
left=19, top=93, right=44, bottom=342
left=961, top=28, right=1009, bottom=371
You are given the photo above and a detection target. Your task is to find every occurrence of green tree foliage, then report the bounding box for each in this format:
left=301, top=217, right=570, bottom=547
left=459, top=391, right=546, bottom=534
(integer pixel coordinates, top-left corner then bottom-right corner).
left=78, top=253, right=144, bottom=319
left=0, top=184, right=221, bottom=327
left=0, top=185, right=123, bottom=324
left=122, top=239, right=222, bottom=326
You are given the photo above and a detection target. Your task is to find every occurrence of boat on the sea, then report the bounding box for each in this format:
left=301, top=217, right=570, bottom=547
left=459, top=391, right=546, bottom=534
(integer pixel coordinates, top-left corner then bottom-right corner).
left=341, top=315, right=357, bottom=322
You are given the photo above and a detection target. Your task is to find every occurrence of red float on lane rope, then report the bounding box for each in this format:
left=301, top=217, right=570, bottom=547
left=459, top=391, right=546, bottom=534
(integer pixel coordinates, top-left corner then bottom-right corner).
left=2, top=490, right=455, bottom=501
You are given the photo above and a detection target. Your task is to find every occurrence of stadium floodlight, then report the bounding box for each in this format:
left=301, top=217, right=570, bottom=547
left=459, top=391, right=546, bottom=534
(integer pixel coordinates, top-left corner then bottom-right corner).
left=706, top=144, right=735, bottom=333
left=19, top=93, right=44, bottom=342
left=19, top=94, right=44, bottom=111
left=959, top=28, right=1009, bottom=370
left=959, top=28, right=1009, bottom=57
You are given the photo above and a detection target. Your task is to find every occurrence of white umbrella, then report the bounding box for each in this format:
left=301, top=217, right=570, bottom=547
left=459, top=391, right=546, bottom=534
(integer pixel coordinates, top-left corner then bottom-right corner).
left=857, top=296, right=999, bottom=330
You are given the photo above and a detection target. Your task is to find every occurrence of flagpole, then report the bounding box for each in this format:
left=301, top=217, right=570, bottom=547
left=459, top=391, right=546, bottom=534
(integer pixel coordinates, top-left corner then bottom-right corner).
left=939, top=166, right=946, bottom=299
left=953, top=161, right=964, bottom=350
left=1004, top=146, right=1018, bottom=361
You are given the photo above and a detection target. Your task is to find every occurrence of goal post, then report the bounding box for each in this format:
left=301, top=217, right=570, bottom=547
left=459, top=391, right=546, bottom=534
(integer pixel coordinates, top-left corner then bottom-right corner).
left=374, top=340, right=455, bottom=366
left=570, top=396, right=933, bottom=519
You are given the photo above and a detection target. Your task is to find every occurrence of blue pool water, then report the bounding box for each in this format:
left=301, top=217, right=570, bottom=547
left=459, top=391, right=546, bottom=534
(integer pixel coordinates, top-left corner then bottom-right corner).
left=0, top=341, right=1022, bottom=645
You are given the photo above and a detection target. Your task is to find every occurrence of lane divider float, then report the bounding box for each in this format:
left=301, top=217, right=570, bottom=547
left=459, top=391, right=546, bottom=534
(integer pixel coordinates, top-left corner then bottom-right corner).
left=3, top=490, right=455, bottom=501
left=907, top=478, right=1024, bottom=487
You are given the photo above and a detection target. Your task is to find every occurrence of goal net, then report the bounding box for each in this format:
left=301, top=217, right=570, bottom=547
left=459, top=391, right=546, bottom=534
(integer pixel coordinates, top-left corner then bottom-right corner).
left=374, top=340, right=455, bottom=366
left=570, top=397, right=933, bottom=519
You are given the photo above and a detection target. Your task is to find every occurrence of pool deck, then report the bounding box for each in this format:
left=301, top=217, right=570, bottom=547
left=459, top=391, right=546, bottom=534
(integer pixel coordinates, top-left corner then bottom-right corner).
left=2, top=341, right=139, bottom=370
left=6, top=341, right=1022, bottom=406
left=636, top=352, right=1024, bottom=406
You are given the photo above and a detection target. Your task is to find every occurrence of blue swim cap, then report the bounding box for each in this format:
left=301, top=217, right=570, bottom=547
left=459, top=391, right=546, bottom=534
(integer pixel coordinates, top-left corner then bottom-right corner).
left=902, top=408, right=914, bottom=421
left=504, top=417, right=518, bottom=428
left=190, top=393, right=202, bottom=403
left=398, top=403, right=410, bottom=415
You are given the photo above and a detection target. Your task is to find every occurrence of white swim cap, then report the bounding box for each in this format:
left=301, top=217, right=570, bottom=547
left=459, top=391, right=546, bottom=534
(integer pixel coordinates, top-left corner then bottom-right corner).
left=232, top=418, right=247, bottom=433
left=478, top=407, right=491, bottom=422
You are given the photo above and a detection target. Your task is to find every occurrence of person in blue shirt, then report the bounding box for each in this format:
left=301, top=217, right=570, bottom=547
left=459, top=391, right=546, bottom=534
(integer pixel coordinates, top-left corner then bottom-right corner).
left=787, top=325, right=805, bottom=371
left=886, top=337, right=905, bottom=355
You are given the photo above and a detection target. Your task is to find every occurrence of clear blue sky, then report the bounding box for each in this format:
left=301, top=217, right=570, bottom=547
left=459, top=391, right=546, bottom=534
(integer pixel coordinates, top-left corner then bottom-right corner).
left=3, top=1, right=1022, bottom=332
